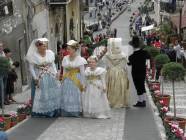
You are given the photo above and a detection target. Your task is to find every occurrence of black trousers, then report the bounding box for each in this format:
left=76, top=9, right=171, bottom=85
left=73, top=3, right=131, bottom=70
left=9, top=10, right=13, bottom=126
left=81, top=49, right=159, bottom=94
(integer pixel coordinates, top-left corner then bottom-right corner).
left=132, top=75, right=146, bottom=95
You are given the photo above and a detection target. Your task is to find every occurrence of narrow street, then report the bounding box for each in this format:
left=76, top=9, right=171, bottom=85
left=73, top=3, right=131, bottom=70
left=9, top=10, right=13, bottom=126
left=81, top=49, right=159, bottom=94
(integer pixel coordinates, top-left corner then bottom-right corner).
left=6, top=1, right=161, bottom=140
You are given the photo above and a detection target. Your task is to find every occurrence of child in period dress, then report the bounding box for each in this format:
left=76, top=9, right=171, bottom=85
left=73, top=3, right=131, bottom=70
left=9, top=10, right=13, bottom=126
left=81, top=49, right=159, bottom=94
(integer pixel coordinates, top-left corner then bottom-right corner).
left=82, top=56, right=111, bottom=119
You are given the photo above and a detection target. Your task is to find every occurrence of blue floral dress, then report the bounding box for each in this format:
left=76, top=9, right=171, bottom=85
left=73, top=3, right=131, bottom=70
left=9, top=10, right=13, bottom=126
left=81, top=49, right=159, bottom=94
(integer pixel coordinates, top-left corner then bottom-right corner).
left=61, top=55, right=87, bottom=117
left=29, top=50, right=61, bottom=117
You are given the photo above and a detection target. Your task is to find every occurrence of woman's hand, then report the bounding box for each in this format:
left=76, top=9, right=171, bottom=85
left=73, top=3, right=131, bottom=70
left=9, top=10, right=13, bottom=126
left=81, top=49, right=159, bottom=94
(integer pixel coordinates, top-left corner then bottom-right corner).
left=103, top=88, right=107, bottom=93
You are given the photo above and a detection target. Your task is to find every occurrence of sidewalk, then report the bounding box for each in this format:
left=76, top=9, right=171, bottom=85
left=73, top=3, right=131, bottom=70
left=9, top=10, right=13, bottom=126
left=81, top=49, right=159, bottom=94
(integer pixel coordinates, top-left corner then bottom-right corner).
left=0, top=86, right=30, bottom=114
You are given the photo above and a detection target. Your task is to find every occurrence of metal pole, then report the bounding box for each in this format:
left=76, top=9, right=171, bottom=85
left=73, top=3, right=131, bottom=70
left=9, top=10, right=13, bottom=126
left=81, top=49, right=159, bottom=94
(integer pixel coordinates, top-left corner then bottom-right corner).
left=179, top=8, right=182, bottom=38
left=0, top=77, right=4, bottom=116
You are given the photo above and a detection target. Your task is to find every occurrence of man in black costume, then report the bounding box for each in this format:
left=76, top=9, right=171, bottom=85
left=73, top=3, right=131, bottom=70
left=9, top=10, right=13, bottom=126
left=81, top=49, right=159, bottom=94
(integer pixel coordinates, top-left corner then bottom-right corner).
left=128, top=36, right=150, bottom=107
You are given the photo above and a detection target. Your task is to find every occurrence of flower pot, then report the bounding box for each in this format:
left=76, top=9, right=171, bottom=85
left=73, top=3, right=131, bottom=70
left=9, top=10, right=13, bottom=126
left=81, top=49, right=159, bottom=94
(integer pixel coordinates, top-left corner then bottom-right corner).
left=10, top=116, right=18, bottom=127
left=164, top=116, right=186, bottom=132
left=0, top=115, right=11, bottom=130
left=0, top=122, right=5, bottom=131
left=18, top=113, right=27, bottom=122
left=149, top=82, right=160, bottom=91
left=156, top=95, right=171, bottom=107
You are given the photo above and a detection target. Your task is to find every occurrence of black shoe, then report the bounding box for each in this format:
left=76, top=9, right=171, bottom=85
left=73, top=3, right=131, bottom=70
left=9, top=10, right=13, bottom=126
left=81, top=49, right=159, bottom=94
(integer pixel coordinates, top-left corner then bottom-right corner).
left=133, top=101, right=146, bottom=107
left=143, top=101, right=146, bottom=106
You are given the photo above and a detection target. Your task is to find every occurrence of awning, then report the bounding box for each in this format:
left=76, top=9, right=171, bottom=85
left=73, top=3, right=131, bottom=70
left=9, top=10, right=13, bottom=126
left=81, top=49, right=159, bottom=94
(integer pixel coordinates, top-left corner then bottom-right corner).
left=170, top=15, right=186, bottom=29
left=141, top=24, right=154, bottom=32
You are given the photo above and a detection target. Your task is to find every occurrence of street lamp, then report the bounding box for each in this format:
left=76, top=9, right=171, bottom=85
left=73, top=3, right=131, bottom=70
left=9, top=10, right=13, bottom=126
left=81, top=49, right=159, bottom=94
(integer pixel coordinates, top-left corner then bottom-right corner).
left=177, top=0, right=184, bottom=38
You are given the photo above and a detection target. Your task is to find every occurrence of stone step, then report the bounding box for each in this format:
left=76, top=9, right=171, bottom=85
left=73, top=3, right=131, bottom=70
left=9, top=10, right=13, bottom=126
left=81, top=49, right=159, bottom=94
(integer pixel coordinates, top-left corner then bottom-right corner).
left=169, top=95, right=186, bottom=100
left=170, top=100, right=186, bottom=106
left=166, top=112, right=186, bottom=119
left=169, top=106, right=186, bottom=115
left=163, top=90, right=186, bottom=95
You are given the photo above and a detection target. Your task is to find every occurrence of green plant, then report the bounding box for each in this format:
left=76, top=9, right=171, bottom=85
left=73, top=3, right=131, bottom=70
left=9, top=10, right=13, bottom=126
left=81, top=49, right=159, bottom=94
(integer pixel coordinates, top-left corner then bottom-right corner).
left=155, top=54, right=170, bottom=93
left=155, top=54, right=170, bottom=68
left=83, top=35, right=92, bottom=45
left=160, top=23, right=173, bottom=35
left=144, top=46, right=160, bottom=59
left=162, top=62, right=185, bottom=120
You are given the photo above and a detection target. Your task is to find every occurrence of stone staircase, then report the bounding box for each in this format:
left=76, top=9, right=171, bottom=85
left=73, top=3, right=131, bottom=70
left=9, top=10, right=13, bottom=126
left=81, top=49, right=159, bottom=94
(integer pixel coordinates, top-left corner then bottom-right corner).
left=162, top=81, right=186, bottom=131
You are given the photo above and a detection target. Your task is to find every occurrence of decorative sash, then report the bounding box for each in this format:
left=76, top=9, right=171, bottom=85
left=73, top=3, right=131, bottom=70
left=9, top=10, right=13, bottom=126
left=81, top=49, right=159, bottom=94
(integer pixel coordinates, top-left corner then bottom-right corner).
left=87, top=75, right=101, bottom=81
left=63, top=68, right=84, bottom=92
left=87, top=75, right=103, bottom=90
left=36, top=64, right=55, bottom=79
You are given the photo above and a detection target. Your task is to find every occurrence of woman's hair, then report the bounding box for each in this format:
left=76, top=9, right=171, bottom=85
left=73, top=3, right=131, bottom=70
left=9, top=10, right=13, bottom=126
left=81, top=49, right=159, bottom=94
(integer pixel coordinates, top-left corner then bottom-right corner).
left=35, top=40, right=44, bottom=47
left=87, top=55, right=98, bottom=62
left=13, top=61, right=20, bottom=68
left=3, top=48, right=11, bottom=54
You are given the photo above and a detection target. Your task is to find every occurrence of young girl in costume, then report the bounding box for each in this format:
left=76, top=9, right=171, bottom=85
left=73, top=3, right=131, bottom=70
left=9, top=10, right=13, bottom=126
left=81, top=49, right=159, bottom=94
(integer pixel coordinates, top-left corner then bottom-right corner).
left=82, top=56, right=110, bottom=119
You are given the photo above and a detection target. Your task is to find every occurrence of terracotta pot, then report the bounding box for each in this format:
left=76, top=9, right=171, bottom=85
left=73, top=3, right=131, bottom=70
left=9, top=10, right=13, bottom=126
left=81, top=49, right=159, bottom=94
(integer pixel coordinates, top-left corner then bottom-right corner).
left=164, top=116, right=186, bottom=132
left=10, top=116, right=18, bottom=127
left=155, top=94, right=171, bottom=107
left=149, top=82, right=160, bottom=91
left=0, top=115, right=11, bottom=130
left=18, top=113, right=27, bottom=122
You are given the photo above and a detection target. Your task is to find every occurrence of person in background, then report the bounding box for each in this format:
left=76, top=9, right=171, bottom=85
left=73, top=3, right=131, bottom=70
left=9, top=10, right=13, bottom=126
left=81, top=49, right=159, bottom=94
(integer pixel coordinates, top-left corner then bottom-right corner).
left=128, top=36, right=150, bottom=107
left=6, top=61, right=19, bottom=103
left=60, top=43, right=70, bottom=79
left=0, top=43, right=5, bottom=57
left=3, top=48, right=13, bottom=105
left=174, top=40, right=184, bottom=63
left=0, top=131, right=8, bottom=140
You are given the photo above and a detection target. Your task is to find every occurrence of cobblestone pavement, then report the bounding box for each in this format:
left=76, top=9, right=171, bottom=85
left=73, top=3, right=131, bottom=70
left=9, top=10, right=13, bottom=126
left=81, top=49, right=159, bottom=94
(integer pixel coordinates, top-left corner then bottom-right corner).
left=36, top=109, right=125, bottom=140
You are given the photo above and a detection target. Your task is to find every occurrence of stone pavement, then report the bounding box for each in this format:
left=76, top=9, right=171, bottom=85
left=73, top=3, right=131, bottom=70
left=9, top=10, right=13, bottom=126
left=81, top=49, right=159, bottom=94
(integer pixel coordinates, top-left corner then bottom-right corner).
left=36, top=109, right=125, bottom=140
left=0, top=86, right=30, bottom=114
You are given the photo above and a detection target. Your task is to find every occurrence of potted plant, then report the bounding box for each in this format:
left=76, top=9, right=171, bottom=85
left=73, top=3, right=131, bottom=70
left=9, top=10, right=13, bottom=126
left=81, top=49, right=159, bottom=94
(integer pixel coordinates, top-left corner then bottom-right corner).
left=0, top=117, right=5, bottom=130
left=0, top=114, right=12, bottom=130
left=154, top=54, right=171, bottom=107
left=17, top=104, right=27, bottom=122
left=144, top=46, right=160, bottom=83
left=162, top=62, right=186, bottom=131
left=0, top=57, right=10, bottom=116
left=9, top=111, right=18, bottom=127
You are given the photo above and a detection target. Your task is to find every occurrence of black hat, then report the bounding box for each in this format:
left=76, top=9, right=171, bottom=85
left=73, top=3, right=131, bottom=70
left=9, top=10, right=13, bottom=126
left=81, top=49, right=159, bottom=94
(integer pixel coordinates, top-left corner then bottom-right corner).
left=129, top=36, right=140, bottom=48
left=3, top=48, right=11, bottom=54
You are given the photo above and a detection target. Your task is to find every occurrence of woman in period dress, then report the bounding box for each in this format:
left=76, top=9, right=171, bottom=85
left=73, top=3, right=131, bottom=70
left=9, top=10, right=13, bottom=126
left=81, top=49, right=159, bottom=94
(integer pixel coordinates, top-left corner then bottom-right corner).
left=104, top=38, right=130, bottom=108
left=26, top=38, right=61, bottom=117
left=61, top=40, right=87, bottom=117
left=82, top=56, right=111, bottom=119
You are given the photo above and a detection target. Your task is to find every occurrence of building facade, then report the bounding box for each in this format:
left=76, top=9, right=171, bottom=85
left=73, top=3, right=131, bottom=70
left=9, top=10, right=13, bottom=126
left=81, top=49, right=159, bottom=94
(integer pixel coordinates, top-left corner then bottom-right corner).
left=0, top=0, right=28, bottom=92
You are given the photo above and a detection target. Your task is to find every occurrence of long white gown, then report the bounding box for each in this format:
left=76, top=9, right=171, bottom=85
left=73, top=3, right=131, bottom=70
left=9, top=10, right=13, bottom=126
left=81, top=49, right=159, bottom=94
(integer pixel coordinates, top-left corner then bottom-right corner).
left=82, top=67, right=111, bottom=119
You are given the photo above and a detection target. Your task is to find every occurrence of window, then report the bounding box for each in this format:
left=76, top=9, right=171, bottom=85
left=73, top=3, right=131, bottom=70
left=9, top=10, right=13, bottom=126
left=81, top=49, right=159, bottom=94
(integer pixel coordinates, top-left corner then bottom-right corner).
left=0, top=0, right=13, bottom=20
